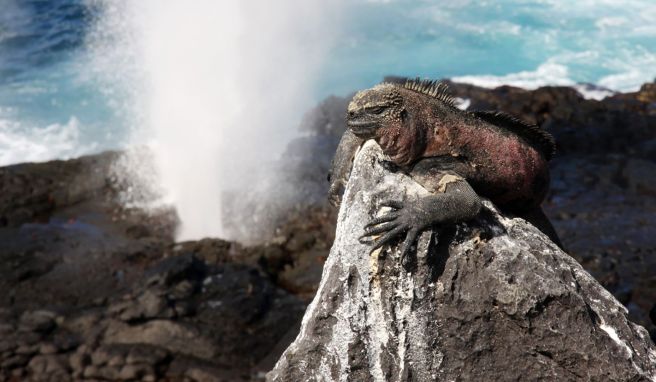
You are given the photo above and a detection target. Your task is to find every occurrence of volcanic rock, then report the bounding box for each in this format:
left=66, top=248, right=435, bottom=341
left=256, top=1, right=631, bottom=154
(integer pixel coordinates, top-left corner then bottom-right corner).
left=268, top=141, right=656, bottom=381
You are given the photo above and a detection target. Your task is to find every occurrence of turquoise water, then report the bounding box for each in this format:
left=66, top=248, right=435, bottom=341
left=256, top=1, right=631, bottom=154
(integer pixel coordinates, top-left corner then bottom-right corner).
left=324, top=0, right=656, bottom=95
left=0, top=0, right=655, bottom=165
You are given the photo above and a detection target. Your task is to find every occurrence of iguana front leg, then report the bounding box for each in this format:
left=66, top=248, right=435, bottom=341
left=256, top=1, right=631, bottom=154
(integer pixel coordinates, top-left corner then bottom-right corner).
left=328, top=130, right=364, bottom=207
left=360, top=178, right=482, bottom=261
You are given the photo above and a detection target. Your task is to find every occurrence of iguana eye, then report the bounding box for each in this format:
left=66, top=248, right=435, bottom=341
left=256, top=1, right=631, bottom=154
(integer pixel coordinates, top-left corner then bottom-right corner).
left=367, top=106, right=386, bottom=114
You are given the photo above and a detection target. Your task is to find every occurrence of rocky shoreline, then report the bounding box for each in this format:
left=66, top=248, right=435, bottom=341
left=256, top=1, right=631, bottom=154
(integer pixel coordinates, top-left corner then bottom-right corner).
left=1, top=81, right=655, bottom=381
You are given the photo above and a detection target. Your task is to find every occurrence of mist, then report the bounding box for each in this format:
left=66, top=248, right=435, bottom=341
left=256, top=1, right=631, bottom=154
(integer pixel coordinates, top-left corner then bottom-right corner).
left=86, top=0, right=345, bottom=241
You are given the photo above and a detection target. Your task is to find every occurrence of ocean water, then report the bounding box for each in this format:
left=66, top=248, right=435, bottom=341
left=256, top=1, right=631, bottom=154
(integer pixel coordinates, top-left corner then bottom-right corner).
left=1, top=0, right=655, bottom=166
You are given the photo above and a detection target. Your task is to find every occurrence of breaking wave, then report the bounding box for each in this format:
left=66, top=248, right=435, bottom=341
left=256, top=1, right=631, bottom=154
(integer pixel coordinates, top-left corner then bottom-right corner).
left=0, top=115, right=96, bottom=166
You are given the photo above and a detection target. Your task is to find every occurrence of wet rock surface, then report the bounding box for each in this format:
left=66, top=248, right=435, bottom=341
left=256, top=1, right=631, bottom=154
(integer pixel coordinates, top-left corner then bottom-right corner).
left=269, top=141, right=656, bottom=382
left=1, top=81, right=655, bottom=380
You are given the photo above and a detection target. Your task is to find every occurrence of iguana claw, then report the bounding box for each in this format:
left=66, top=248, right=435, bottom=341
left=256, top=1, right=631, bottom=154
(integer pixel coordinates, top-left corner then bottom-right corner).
left=359, top=197, right=433, bottom=262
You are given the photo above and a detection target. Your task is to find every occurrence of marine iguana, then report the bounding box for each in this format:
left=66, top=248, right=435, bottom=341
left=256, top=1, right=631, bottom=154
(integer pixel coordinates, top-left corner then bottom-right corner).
left=328, top=78, right=562, bottom=259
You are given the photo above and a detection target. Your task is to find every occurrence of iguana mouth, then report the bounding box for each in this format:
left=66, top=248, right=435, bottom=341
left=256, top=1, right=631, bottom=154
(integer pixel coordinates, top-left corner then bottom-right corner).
left=347, top=119, right=378, bottom=137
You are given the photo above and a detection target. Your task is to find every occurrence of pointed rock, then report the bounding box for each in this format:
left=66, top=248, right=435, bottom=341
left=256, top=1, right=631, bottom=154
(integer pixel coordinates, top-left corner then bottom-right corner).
left=268, top=141, right=656, bottom=381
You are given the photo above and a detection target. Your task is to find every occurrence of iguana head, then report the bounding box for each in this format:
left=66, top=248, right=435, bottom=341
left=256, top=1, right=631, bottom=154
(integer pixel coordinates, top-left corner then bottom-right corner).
left=347, top=84, right=404, bottom=138
left=346, top=83, right=426, bottom=166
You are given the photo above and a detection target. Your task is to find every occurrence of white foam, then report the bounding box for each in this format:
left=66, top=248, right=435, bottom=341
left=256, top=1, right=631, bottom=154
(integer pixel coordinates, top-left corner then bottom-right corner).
left=595, top=16, right=627, bottom=30
left=452, top=62, right=575, bottom=90
left=572, top=84, right=616, bottom=101
left=451, top=58, right=654, bottom=99
left=0, top=116, right=96, bottom=166
left=453, top=97, right=471, bottom=110
left=589, top=46, right=656, bottom=93
left=598, top=68, right=654, bottom=93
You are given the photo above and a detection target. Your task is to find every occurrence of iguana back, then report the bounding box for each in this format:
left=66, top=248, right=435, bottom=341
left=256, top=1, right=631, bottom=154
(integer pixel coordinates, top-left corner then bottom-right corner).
left=341, top=78, right=555, bottom=212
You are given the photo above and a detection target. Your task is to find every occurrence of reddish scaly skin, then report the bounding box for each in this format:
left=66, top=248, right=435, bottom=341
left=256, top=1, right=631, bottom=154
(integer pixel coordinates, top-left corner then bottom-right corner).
left=372, top=88, right=550, bottom=212
left=426, top=120, right=549, bottom=209
left=336, top=81, right=562, bottom=252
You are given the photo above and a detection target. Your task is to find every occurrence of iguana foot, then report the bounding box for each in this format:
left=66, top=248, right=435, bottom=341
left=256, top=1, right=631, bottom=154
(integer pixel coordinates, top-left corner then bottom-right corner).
left=359, top=197, right=435, bottom=262
left=359, top=180, right=482, bottom=262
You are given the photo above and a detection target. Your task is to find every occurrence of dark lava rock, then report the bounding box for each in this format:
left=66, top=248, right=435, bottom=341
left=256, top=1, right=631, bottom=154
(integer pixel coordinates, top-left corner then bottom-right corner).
left=0, top=253, right=306, bottom=381
left=101, top=254, right=305, bottom=374
left=0, top=151, right=118, bottom=227
left=143, top=252, right=207, bottom=287
left=0, top=151, right=178, bottom=316
left=18, top=310, right=56, bottom=333
left=269, top=141, right=656, bottom=381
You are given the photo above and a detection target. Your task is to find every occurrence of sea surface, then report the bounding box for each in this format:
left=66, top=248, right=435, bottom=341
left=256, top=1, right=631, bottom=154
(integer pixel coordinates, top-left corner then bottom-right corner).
left=1, top=0, right=655, bottom=166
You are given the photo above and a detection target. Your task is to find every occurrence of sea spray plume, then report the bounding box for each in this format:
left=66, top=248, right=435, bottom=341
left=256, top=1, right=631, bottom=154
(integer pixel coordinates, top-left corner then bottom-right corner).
left=86, top=0, right=345, bottom=241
